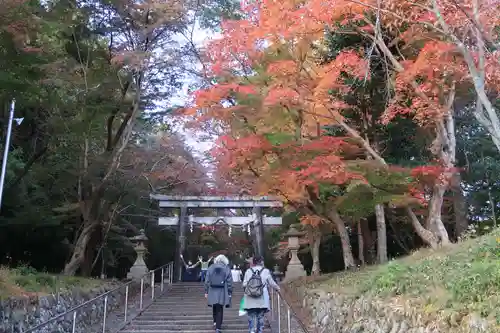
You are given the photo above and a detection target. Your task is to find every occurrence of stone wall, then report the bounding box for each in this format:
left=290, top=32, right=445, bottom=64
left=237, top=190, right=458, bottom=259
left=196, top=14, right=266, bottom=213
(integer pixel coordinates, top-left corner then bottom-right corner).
left=0, top=281, right=143, bottom=333
left=287, top=281, right=494, bottom=333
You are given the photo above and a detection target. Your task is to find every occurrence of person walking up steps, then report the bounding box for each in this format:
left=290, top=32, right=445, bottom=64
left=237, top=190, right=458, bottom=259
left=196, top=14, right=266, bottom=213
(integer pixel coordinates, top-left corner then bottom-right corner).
left=231, top=265, right=242, bottom=283
left=199, top=255, right=213, bottom=282
left=242, top=256, right=280, bottom=333
left=180, top=254, right=200, bottom=282
left=205, top=254, right=233, bottom=333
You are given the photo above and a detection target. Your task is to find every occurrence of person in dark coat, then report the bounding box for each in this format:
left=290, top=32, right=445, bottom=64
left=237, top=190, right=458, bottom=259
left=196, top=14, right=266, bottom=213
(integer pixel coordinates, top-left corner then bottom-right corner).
left=180, top=254, right=200, bottom=282
left=205, top=254, right=233, bottom=333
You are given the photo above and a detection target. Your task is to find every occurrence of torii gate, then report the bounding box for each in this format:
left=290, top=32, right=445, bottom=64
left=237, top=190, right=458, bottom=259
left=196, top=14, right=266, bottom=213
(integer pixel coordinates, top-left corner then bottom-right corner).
left=150, top=195, right=283, bottom=281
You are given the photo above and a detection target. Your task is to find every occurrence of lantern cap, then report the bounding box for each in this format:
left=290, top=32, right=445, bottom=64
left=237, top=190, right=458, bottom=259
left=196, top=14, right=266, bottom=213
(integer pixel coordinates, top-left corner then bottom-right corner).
left=283, top=226, right=305, bottom=237
left=130, top=229, right=148, bottom=242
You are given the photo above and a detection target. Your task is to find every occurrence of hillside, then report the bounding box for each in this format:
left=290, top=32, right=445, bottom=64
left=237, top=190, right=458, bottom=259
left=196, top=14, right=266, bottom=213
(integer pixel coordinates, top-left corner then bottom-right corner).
left=0, top=266, right=103, bottom=298
left=288, top=229, right=500, bottom=332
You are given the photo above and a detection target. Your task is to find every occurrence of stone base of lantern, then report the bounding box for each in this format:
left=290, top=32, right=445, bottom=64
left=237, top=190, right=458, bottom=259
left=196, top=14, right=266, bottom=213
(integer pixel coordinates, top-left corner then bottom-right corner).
left=283, top=262, right=306, bottom=282
left=127, top=262, right=148, bottom=280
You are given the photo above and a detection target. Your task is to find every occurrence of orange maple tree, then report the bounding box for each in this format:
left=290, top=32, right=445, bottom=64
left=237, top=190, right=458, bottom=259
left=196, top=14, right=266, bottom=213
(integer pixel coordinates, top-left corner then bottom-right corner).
left=186, top=0, right=500, bottom=254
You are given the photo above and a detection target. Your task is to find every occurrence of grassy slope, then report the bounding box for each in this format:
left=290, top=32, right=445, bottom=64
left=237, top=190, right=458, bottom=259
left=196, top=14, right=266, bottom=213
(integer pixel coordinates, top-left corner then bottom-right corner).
left=0, top=266, right=104, bottom=298
left=311, top=228, right=500, bottom=326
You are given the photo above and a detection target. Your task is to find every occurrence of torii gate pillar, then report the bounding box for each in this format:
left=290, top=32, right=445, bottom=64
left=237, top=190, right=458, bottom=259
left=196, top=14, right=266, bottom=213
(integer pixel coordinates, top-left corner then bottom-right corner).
left=253, top=206, right=265, bottom=258
left=175, top=205, right=187, bottom=282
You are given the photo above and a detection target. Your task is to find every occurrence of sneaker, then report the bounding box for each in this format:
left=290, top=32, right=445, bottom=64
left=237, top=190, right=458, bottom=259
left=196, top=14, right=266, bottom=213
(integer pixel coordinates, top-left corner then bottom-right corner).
left=213, top=322, right=216, bottom=326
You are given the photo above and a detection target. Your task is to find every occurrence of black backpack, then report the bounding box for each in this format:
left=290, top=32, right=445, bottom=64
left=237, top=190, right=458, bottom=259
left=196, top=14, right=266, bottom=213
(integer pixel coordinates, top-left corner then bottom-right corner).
left=245, top=268, right=264, bottom=297
left=210, top=266, right=226, bottom=288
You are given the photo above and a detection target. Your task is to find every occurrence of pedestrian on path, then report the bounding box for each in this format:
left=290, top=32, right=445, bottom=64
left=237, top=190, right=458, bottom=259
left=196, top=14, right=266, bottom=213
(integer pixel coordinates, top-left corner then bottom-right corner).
left=231, top=265, right=242, bottom=283
left=242, top=256, right=280, bottom=333
left=205, top=254, right=233, bottom=333
left=199, top=255, right=214, bottom=282
left=180, top=254, right=200, bottom=282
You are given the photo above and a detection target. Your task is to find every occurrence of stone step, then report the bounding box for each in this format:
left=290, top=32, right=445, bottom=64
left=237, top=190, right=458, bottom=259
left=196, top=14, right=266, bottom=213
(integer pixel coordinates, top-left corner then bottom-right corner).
left=145, top=302, right=243, bottom=307
left=132, top=317, right=247, bottom=325
left=138, top=313, right=242, bottom=318
left=160, top=294, right=246, bottom=299
left=137, top=314, right=242, bottom=320
left=155, top=296, right=246, bottom=300
left=145, top=306, right=241, bottom=310
left=125, top=323, right=249, bottom=330
left=120, top=328, right=271, bottom=333
left=137, top=314, right=242, bottom=319
left=137, top=313, right=241, bottom=319
left=157, top=296, right=246, bottom=301
left=163, top=288, right=244, bottom=297
left=119, top=283, right=269, bottom=333
left=143, top=308, right=242, bottom=312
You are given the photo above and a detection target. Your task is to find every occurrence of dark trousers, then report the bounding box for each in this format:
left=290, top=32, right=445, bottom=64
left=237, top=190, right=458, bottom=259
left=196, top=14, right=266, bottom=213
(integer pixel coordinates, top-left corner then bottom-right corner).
left=212, top=304, right=224, bottom=329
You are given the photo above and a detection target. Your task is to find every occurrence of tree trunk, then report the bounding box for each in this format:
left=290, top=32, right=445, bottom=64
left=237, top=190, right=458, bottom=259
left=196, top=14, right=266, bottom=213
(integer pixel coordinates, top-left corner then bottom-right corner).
left=310, top=231, right=321, bottom=276
left=357, top=221, right=365, bottom=266
left=428, top=184, right=451, bottom=245
left=63, top=222, right=97, bottom=275
left=406, top=207, right=439, bottom=249
left=328, top=209, right=355, bottom=269
left=373, top=34, right=457, bottom=248
left=450, top=172, right=468, bottom=238
left=374, top=204, right=388, bottom=264
left=488, top=189, right=497, bottom=228
left=360, top=218, right=375, bottom=264
left=81, top=225, right=102, bottom=277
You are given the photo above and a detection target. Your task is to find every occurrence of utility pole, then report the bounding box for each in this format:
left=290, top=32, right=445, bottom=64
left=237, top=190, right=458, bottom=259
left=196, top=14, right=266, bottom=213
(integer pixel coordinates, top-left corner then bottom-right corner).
left=0, top=100, right=23, bottom=210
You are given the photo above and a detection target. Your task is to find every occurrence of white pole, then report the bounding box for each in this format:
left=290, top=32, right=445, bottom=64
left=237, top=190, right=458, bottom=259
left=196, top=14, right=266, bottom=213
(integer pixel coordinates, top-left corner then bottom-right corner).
left=0, top=99, right=16, bottom=209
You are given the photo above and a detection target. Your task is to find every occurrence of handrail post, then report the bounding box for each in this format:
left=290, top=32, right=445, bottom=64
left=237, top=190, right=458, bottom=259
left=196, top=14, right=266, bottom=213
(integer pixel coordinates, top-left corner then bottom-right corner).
left=287, top=306, right=291, bottom=333
left=161, top=268, right=164, bottom=292
left=277, top=293, right=281, bottom=332
left=140, top=278, right=144, bottom=310
left=72, top=311, right=77, bottom=333
left=270, top=290, right=275, bottom=320
left=151, top=270, right=155, bottom=300
left=124, top=285, right=129, bottom=323
left=102, top=295, right=108, bottom=333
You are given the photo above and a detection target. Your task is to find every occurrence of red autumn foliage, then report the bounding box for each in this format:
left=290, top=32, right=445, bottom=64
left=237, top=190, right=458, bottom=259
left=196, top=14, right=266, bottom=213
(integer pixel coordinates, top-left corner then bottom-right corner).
left=186, top=0, right=500, bottom=246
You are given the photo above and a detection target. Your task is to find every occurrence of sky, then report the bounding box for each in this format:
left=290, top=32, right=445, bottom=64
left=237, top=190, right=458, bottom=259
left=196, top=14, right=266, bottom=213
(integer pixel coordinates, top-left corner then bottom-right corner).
left=167, top=22, right=217, bottom=160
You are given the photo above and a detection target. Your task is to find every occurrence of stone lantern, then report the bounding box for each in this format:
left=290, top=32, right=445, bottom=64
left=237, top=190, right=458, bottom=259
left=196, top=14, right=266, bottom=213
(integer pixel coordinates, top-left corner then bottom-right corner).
left=283, top=226, right=306, bottom=282
left=273, top=264, right=284, bottom=282
left=127, top=229, right=149, bottom=280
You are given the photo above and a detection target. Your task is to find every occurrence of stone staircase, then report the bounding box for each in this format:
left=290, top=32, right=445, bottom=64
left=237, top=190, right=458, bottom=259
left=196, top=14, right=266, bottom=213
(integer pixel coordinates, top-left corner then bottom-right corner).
left=120, top=282, right=270, bottom=333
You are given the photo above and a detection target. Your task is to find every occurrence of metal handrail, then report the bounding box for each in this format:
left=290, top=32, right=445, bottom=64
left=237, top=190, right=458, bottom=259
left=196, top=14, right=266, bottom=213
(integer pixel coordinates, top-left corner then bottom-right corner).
left=269, top=288, right=310, bottom=333
left=23, top=261, right=175, bottom=333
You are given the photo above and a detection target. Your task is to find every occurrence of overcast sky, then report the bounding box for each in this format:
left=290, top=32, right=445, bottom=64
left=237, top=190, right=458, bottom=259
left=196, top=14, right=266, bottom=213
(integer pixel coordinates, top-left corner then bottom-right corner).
left=167, top=23, right=217, bottom=159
